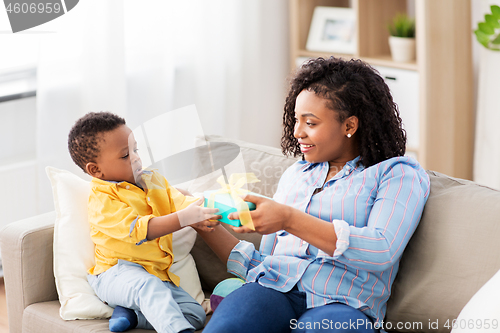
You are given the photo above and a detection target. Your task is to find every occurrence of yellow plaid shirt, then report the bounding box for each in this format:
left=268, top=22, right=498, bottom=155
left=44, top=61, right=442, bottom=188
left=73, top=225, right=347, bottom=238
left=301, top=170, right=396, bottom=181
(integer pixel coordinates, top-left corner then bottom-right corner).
left=87, top=170, right=198, bottom=286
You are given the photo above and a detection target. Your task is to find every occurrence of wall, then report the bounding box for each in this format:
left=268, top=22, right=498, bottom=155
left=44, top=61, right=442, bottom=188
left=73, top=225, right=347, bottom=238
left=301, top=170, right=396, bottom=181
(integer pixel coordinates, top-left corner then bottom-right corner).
left=471, top=0, right=500, bottom=189
left=0, top=96, right=38, bottom=227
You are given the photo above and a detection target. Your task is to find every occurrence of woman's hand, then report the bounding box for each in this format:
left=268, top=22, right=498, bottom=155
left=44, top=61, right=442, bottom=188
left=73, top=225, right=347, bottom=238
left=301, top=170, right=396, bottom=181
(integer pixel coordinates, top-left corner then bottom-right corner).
left=228, top=194, right=293, bottom=234
left=228, top=194, right=337, bottom=256
left=190, top=217, right=222, bottom=232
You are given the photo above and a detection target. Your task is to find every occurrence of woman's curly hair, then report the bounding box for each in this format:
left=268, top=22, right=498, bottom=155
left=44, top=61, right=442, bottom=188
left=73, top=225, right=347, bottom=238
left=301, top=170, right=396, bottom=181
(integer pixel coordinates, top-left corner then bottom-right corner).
left=281, top=57, right=406, bottom=168
left=68, top=111, right=126, bottom=172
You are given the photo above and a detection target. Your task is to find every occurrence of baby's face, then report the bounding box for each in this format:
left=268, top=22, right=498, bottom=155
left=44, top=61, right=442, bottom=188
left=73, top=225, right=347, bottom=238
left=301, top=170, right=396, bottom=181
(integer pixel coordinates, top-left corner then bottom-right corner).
left=95, top=125, right=143, bottom=184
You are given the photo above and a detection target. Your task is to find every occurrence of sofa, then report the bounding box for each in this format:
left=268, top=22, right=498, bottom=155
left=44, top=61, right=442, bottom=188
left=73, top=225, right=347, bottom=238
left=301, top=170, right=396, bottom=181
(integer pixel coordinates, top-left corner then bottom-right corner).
left=2, top=135, right=500, bottom=333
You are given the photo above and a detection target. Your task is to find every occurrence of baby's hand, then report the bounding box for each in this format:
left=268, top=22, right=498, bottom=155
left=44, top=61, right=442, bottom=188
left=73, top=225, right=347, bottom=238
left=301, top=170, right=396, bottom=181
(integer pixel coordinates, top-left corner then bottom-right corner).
left=190, top=218, right=221, bottom=232
left=177, top=197, right=219, bottom=227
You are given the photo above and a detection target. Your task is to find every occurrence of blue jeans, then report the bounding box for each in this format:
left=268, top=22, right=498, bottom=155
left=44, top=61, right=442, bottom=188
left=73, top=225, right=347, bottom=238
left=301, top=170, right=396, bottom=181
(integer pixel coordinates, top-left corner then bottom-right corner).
left=87, top=260, right=205, bottom=333
left=204, top=282, right=379, bottom=333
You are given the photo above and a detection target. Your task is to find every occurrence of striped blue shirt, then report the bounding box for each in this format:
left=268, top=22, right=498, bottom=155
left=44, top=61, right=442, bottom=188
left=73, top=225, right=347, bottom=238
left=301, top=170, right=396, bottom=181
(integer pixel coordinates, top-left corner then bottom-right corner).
left=227, top=156, right=430, bottom=324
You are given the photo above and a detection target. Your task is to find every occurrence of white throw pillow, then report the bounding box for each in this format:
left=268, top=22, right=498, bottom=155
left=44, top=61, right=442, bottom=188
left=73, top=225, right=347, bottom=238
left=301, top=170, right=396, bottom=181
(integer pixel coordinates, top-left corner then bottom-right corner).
left=171, top=226, right=205, bottom=305
left=46, top=166, right=113, bottom=320
left=46, top=166, right=204, bottom=320
left=451, top=269, right=500, bottom=333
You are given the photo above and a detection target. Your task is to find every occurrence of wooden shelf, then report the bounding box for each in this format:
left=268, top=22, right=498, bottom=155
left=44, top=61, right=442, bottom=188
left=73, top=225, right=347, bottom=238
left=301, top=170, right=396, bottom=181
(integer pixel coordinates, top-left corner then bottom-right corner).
left=359, top=55, right=418, bottom=71
left=296, top=50, right=418, bottom=71
left=289, top=0, right=474, bottom=179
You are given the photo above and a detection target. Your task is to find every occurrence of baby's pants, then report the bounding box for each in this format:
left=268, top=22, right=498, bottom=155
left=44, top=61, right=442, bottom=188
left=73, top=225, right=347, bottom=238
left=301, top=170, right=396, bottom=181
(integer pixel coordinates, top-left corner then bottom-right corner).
left=87, top=260, right=205, bottom=333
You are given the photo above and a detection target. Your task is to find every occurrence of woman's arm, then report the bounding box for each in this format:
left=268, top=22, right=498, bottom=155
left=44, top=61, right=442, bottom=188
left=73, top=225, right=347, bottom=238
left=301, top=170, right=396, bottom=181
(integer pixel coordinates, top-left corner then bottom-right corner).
left=194, top=224, right=240, bottom=264
left=230, top=195, right=338, bottom=256
left=231, top=161, right=430, bottom=271
left=333, top=163, right=429, bottom=271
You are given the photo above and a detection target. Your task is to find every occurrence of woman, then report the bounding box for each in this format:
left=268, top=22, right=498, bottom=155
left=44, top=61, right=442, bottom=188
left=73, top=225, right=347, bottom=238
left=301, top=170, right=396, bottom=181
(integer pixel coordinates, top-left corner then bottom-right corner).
left=198, top=57, right=430, bottom=333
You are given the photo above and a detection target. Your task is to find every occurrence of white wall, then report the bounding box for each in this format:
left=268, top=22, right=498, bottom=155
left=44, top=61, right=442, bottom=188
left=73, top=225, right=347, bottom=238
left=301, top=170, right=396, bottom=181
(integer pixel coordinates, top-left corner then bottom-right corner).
left=0, top=97, right=38, bottom=227
left=471, top=0, right=500, bottom=188
left=472, top=0, right=483, bottom=122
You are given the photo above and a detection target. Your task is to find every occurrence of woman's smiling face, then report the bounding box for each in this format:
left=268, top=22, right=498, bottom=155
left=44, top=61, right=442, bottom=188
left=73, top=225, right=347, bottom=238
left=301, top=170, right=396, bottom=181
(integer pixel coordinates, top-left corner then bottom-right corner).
left=293, top=89, right=359, bottom=167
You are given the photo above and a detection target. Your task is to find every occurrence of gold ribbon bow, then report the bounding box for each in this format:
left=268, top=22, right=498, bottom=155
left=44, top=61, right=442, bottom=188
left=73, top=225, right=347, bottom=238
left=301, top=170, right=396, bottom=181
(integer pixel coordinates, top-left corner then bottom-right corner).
left=207, top=173, right=260, bottom=230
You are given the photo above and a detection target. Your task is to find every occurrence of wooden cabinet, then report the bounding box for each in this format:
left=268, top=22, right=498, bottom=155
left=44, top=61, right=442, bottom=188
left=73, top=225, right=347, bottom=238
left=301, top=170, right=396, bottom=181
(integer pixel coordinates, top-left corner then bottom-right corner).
left=290, top=0, right=474, bottom=179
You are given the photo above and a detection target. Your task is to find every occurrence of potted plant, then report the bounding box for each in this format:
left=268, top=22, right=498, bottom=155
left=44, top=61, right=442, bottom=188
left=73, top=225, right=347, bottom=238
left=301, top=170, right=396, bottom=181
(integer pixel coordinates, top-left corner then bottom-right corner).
left=387, top=13, right=416, bottom=62
left=474, top=4, right=500, bottom=51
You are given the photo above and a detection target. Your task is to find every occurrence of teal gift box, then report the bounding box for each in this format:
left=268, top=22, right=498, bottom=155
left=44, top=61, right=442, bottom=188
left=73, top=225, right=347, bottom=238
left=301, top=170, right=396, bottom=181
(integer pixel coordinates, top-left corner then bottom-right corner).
left=203, top=190, right=257, bottom=227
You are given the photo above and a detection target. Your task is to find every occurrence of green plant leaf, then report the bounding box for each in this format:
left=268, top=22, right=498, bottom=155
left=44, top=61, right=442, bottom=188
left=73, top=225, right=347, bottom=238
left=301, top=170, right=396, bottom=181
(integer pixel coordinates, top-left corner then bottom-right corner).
left=475, top=29, right=491, bottom=44
left=475, top=5, right=500, bottom=50
left=387, top=13, right=415, bottom=38
left=491, top=5, right=500, bottom=19
left=492, top=33, right=500, bottom=44
left=485, top=14, right=500, bottom=28
left=479, top=40, right=490, bottom=48
left=479, top=22, right=495, bottom=35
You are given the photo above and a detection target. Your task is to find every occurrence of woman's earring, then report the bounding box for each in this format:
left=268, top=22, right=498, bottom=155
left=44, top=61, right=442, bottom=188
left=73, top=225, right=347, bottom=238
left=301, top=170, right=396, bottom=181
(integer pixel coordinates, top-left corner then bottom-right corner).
left=347, top=133, right=352, bottom=138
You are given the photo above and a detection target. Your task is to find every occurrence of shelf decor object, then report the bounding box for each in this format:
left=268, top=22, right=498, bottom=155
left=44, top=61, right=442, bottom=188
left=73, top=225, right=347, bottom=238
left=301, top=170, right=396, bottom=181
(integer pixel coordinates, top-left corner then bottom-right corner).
left=387, top=13, right=416, bottom=62
left=306, top=6, right=356, bottom=54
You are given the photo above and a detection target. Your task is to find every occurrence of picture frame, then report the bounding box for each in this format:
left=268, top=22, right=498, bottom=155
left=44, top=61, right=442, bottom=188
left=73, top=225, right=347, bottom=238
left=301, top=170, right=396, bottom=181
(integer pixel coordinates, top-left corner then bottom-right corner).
left=306, top=6, right=357, bottom=54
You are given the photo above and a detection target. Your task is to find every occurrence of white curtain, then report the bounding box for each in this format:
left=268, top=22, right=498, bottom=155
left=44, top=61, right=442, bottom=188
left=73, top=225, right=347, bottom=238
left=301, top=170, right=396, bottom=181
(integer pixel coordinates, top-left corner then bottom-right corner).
left=473, top=0, right=500, bottom=189
left=36, top=0, right=289, bottom=213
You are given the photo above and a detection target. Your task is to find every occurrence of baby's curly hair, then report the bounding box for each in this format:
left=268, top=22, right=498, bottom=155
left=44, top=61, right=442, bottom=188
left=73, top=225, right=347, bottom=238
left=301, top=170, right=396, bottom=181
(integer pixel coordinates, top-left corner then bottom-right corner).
left=281, top=57, right=406, bottom=168
left=68, top=112, right=126, bottom=172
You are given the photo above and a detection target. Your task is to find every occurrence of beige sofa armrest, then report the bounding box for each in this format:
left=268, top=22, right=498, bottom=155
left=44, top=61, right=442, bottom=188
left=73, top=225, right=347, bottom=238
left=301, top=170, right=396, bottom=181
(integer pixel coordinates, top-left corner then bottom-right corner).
left=0, top=211, right=58, bottom=333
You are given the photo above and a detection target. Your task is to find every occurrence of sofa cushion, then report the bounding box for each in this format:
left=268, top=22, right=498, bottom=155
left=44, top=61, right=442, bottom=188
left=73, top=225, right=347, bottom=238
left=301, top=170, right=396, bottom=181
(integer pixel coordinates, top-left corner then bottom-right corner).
left=23, top=301, right=210, bottom=333
left=23, top=301, right=151, bottom=333
left=192, top=224, right=263, bottom=292
left=386, top=171, right=500, bottom=332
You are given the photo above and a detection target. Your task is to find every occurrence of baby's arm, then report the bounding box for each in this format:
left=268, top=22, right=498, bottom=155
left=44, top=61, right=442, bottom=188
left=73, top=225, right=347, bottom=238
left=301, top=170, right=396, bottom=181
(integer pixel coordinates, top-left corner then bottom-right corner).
left=147, top=197, right=220, bottom=240
left=174, top=187, right=192, bottom=196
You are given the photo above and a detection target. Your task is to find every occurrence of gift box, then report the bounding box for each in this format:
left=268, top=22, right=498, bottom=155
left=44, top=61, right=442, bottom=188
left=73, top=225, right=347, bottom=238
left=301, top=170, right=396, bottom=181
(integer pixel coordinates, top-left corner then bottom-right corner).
left=203, top=190, right=257, bottom=227
left=203, top=173, right=269, bottom=229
